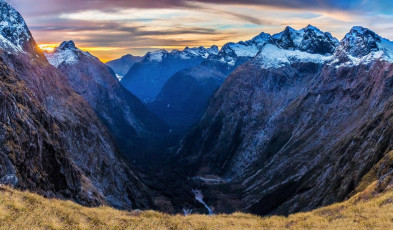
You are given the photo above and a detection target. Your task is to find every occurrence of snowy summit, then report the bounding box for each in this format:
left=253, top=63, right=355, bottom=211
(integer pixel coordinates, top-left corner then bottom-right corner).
left=45, top=41, right=99, bottom=67
left=0, top=0, right=31, bottom=52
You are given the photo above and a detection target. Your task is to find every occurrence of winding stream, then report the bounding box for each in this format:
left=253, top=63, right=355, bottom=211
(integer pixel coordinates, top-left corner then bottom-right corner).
left=193, top=189, right=213, bottom=215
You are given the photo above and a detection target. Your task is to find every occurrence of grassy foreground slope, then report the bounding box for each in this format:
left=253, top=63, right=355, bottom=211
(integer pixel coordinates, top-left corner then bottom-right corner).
left=0, top=184, right=392, bottom=230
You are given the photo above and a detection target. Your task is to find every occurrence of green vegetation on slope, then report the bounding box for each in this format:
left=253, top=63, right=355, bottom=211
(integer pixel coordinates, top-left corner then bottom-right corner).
left=1, top=183, right=393, bottom=230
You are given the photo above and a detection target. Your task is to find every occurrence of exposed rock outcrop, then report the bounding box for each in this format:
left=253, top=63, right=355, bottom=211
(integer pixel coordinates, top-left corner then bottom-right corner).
left=45, top=41, right=168, bottom=161
left=176, top=26, right=393, bottom=216
left=0, top=0, right=154, bottom=210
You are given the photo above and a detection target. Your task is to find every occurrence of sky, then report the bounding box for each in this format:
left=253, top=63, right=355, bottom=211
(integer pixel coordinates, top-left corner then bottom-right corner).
left=7, top=0, right=393, bottom=62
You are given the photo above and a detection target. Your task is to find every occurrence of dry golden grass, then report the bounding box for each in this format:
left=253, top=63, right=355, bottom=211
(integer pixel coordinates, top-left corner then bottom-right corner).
left=0, top=184, right=393, bottom=230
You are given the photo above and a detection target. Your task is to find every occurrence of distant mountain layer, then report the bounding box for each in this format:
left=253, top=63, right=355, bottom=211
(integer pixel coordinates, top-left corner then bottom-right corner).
left=106, top=54, right=142, bottom=80
left=148, top=25, right=339, bottom=135
left=121, top=46, right=219, bottom=102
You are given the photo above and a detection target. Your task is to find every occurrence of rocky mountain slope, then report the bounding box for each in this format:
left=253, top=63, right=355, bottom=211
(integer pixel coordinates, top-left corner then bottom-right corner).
left=45, top=41, right=168, bottom=162
left=106, top=54, right=142, bottom=80
left=149, top=25, right=338, bottom=136
left=148, top=65, right=226, bottom=135
left=0, top=0, right=153, bottom=210
left=121, top=46, right=219, bottom=102
left=175, top=26, right=393, bottom=215
left=3, top=0, right=393, bottom=218
left=147, top=32, right=273, bottom=134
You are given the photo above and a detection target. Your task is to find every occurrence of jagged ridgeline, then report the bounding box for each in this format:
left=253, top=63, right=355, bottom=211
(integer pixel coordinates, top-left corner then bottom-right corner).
left=0, top=0, right=154, bottom=210
left=176, top=25, right=393, bottom=215
left=121, top=46, right=219, bottom=102
left=44, top=40, right=168, bottom=162
left=3, top=0, right=393, bottom=220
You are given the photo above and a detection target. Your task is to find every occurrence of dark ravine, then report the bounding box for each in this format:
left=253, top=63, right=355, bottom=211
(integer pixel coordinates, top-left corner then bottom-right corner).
left=175, top=26, right=393, bottom=215
left=147, top=65, right=226, bottom=135
left=3, top=0, right=393, bottom=218
left=147, top=32, right=272, bottom=136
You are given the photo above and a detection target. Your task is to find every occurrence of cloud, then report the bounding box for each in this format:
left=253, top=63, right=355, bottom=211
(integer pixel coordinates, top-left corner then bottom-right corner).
left=8, top=0, right=366, bottom=15
left=7, top=0, right=393, bottom=62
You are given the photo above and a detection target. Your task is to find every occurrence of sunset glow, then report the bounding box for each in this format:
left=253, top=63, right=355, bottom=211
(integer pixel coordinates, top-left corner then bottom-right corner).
left=38, top=44, right=57, bottom=52
left=9, top=0, right=393, bottom=61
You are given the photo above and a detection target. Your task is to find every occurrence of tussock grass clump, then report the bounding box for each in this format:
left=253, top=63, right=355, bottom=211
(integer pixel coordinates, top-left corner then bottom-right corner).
left=0, top=185, right=393, bottom=229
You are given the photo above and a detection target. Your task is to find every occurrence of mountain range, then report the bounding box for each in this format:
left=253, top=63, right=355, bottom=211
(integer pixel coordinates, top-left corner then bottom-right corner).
left=120, top=46, right=219, bottom=102
left=1, top=0, right=393, bottom=219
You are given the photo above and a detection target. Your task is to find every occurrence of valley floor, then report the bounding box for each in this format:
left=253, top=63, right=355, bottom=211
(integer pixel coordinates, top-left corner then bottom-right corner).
left=0, top=185, right=392, bottom=230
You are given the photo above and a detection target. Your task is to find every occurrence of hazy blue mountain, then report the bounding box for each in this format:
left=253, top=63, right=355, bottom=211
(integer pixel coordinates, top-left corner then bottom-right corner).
left=106, top=54, right=142, bottom=80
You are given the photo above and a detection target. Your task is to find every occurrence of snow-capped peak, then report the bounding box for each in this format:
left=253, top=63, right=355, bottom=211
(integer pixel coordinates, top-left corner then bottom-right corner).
left=214, top=25, right=337, bottom=67
left=254, top=44, right=332, bottom=69
left=0, top=0, right=32, bottom=52
left=143, top=46, right=218, bottom=62
left=219, top=32, right=272, bottom=59
left=272, top=25, right=339, bottom=55
left=211, top=32, right=272, bottom=66
left=249, top=32, right=272, bottom=47
left=332, top=26, right=393, bottom=67
left=252, top=25, right=339, bottom=69
left=58, top=40, right=77, bottom=51
left=45, top=40, right=98, bottom=67
left=207, top=45, right=219, bottom=55
left=183, top=45, right=219, bottom=58
left=144, top=49, right=168, bottom=62
left=338, top=26, right=383, bottom=58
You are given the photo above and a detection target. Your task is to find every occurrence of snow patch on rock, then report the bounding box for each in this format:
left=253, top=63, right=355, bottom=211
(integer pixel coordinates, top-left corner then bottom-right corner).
left=115, top=74, right=123, bottom=81
left=183, top=45, right=219, bottom=59
left=143, top=46, right=218, bottom=62
left=45, top=41, right=99, bottom=67
left=333, top=26, right=393, bottom=67
left=145, top=49, right=167, bottom=62
left=255, top=44, right=332, bottom=69
left=219, top=32, right=271, bottom=59
left=0, top=0, right=31, bottom=52
left=272, top=25, right=339, bottom=55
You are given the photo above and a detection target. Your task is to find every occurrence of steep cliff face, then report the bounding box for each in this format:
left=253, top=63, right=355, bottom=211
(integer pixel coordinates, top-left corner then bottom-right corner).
left=0, top=0, right=42, bottom=56
left=176, top=26, right=393, bottom=215
left=45, top=41, right=168, bottom=161
left=0, top=0, right=153, bottom=210
left=272, top=25, right=339, bottom=54
left=148, top=33, right=272, bottom=135
left=149, top=25, right=337, bottom=137
left=211, top=32, right=271, bottom=69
